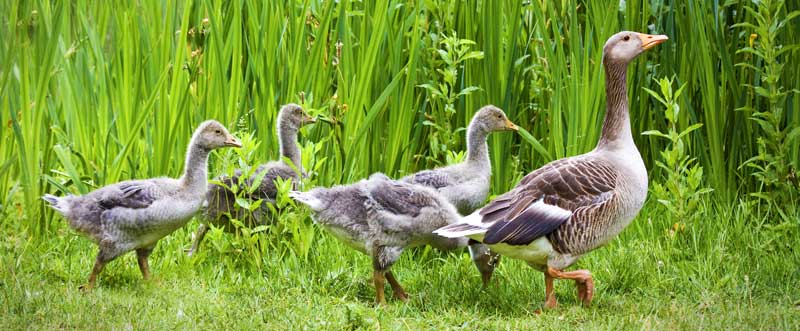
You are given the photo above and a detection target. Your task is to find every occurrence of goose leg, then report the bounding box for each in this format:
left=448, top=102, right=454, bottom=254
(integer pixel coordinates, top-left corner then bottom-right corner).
left=136, top=248, right=154, bottom=280
left=373, top=270, right=387, bottom=305
left=544, top=271, right=558, bottom=309
left=546, top=267, right=594, bottom=307
left=186, top=223, right=209, bottom=256
left=371, top=245, right=402, bottom=305
left=385, top=271, right=408, bottom=301
left=81, top=247, right=115, bottom=291
left=81, top=257, right=107, bottom=291
left=561, top=270, right=594, bottom=306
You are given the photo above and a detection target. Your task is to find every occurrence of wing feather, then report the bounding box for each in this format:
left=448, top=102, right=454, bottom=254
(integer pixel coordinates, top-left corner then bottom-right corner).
left=402, top=170, right=452, bottom=189
left=478, top=156, right=617, bottom=245
left=98, top=181, right=161, bottom=210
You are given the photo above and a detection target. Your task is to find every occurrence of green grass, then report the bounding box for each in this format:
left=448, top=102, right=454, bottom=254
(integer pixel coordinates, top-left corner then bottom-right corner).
left=1, top=0, right=799, bottom=329
left=2, top=201, right=798, bottom=329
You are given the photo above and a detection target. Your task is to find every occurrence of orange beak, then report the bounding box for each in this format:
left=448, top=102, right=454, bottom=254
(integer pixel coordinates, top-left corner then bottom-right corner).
left=224, top=135, right=242, bottom=148
left=505, top=118, right=519, bottom=131
left=638, top=33, right=669, bottom=51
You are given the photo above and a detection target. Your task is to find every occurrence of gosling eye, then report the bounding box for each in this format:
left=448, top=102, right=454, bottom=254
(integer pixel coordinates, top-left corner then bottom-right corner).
left=623, top=35, right=630, bottom=41
left=215, top=130, right=222, bottom=135
left=496, top=114, right=502, bottom=119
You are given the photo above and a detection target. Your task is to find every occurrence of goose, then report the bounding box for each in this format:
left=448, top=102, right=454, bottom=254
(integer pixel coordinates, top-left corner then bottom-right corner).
left=43, top=120, right=241, bottom=290
left=435, top=31, right=668, bottom=308
left=402, top=105, right=518, bottom=285
left=289, top=173, right=476, bottom=305
left=187, top=104, right=315, bottom=256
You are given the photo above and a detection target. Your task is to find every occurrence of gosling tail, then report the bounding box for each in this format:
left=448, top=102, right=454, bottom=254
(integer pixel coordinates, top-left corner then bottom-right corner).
left=43, top=194, right=71, bottom=215
left=288, top=191, right=324, bottom=211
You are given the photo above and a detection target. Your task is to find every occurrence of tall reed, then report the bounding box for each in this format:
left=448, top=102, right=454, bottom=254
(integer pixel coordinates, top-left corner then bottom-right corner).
left=1, top=0, right=797, bottom=237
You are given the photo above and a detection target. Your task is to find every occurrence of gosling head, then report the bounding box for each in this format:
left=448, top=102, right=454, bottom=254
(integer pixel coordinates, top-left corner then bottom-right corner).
left=603, top=31, right=668, bottom=65
left=472, top=105, right=518, bottom=133
left=278, top=103, right=316, bottom=134
left=192, top=120, right=242, bottom=150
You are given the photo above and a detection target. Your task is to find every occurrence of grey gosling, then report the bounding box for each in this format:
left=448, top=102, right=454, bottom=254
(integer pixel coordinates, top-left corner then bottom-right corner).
left=187, top=104, right=315, bottom=256
left=435, top=31, right=667, bottom=308
left=43, top=120, right=241, bottom=290
left=402, top=105, right=518, bottom=286
left=290, top=173, right=472, bottom=305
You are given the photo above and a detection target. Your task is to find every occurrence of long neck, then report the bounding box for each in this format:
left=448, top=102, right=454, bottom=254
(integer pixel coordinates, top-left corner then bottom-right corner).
left=596, top=60, right=634, bottom=150
left=465, top=122, right=490, bottom=169
left=279, top=125, right=302, bottom=174
left=179, top=142, right=211, bottom=190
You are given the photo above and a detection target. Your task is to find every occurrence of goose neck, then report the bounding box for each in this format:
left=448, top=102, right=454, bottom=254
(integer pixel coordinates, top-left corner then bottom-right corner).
left=597, top=61, right=634, bottom=151
left=465, top=123, right=490, bottom=168
left=279, top=124, right=302, bottom=174
left=179, top=142, right=211, bottom=190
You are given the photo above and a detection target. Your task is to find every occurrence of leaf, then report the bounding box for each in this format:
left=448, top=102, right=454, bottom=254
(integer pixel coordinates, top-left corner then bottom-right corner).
left=676, top=123, right=704, bottom=140
left=643, top=87, right=668, bottom=108
left=461, top=51, right=484, bottom=61
left=516, top=127, right=552, bottom=162
left=456, top=86, right=482, bottom=97
left=248, top=167, right=270, bottom=195
left=235, top=197, right=251, bottom=210
left=641, top=130, right=671, bottom=140
left=52, top=145, right=89, bottom=194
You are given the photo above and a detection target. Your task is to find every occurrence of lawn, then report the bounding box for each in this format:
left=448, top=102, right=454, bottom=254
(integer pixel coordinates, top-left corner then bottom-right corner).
left=2, top=200, right=798, bottom=329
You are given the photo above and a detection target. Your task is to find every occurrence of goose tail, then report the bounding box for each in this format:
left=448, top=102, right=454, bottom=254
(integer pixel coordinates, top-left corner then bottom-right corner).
left=288, top=190, right=324, bottom=211
left=434, top=210, right=488, bottom=238
left=42, top=194, right=70, bottom=215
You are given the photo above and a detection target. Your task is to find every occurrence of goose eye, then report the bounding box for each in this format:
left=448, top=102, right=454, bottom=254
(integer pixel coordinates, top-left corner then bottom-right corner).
left=623, top=35, right=630, bottom=41
left=215, top=130, right=222, bottom=134
left=496, top=114, right=502, bottom=119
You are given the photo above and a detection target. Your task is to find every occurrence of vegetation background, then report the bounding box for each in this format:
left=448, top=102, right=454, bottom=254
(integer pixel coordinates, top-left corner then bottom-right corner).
left=1, top=0, right=798, bottom=329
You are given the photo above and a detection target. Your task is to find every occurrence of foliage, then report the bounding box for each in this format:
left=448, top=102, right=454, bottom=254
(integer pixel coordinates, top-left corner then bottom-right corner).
left=643, top=77, right=712, bottom=236
left=418, top=33, right=484, bottom=165
left=734, top=0, right=800, bottom=219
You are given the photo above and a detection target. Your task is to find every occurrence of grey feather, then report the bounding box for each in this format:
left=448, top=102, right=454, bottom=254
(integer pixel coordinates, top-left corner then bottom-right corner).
left=291, top=173, right=468, bottom=271
left=188, top=104, right=314, bottom=256
left=42, top=120, right=239, bottom=287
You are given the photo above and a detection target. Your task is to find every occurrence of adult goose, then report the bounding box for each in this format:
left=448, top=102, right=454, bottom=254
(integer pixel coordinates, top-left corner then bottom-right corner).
left=187, top=104, right=315, bottom=256
left=402, top=105, right=517, bottom=285
left=435, top=31, right=667, bottom=308
left=43, top=121, right=241, bottom=290
left=290, top=174, right=479, bottom=305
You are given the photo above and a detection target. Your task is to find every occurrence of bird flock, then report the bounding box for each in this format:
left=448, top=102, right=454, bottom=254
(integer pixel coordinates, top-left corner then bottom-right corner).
left=44, top=31, right=667, bottom=309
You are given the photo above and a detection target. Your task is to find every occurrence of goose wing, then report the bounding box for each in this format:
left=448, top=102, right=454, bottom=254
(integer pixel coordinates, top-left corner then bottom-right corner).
left=403, top=169, right=452, bottom=189
left=364, top=176, right=446, bottom=233
left=249, top=163, right=299, bottom=200
left=98, top=180, right=163, bottom=210
left=480, top=156, right=617, bottom=245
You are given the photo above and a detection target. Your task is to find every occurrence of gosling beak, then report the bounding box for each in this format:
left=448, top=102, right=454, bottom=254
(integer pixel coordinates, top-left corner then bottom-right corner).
left=303, top=114, right=317, bottom=124
left=505, top=118, right=519, bottom=131
left=224, top=135, right=242, bottom=148
left=639, top=33, right=669, bottom=51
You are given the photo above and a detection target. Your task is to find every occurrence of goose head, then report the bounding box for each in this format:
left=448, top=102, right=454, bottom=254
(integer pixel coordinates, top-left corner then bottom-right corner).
left=472, top=105, right=519, bottom=133
left=603, top=31, right=668, bottom=65
left=193, top=120, right=242, bottom=149
left=278, top=103, right=316, bottom=134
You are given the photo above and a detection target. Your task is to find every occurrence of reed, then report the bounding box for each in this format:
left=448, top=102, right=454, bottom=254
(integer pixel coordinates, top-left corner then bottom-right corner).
left=0, top=0, right=797, bottom=263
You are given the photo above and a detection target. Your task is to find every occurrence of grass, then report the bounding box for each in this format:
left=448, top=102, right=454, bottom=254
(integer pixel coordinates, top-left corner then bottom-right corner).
left=2, top=200, right=799, bottom=329
left=1, top=0, right=799, bottom=329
